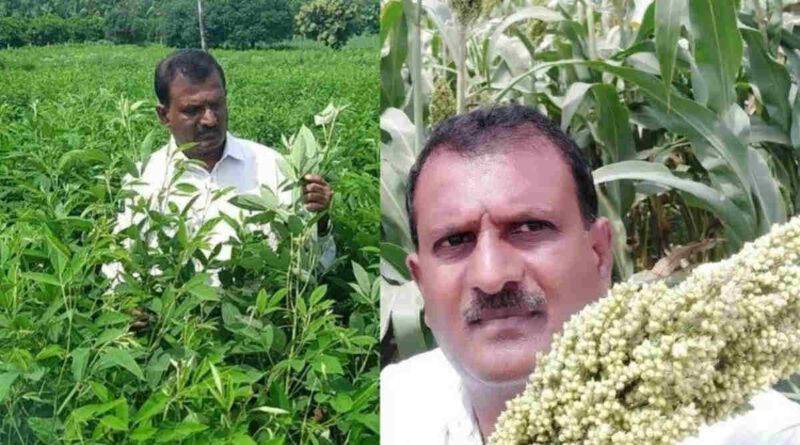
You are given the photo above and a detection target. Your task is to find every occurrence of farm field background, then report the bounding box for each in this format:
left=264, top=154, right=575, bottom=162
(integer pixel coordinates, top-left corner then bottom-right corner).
left=0, top=40, right=379, bottom=444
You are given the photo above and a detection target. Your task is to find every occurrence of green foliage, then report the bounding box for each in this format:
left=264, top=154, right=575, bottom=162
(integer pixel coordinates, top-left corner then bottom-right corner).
left=0, top=43, right=378, bottom=443
left=295, top=0, right=360, bottom=49
left=206, top=0, right=295, bottom=49
left=105, top=0, right=157, bottom=44
left=26, top=14, right=70, bottom=45
left=0, top=17, right=25, bottom=48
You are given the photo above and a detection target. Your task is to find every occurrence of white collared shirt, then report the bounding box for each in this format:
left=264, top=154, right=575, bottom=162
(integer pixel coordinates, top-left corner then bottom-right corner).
left=104, top=131, right=335, bottom=279
left=381, top=348, right=800, bottom=445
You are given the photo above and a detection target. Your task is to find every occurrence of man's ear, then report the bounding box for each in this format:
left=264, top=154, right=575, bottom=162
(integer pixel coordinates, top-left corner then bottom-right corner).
left=406, top=251, right=422, bottom=284
left=156, top=104, right=169, bottom=125
left=589, top=217, right=613, bottom=286
left=406, top=252, right=432, bottom=327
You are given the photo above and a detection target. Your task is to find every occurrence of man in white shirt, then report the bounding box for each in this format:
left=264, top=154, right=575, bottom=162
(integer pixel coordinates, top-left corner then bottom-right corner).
left=105, top=49, right=335, bottom=291
left=381, top=105, right=800, bottom=444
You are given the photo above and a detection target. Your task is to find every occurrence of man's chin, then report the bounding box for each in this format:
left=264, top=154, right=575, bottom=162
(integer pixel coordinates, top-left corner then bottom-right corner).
left=463, top=313, right=549, bottom=379
left=466, top=345, right=540, bottom=384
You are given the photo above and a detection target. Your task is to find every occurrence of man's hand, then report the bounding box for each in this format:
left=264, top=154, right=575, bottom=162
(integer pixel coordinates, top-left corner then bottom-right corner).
left=302, top=174, right=333, bottom=212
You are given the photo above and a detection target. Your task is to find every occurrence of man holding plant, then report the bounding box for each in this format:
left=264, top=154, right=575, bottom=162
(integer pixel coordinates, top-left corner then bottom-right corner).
left=380, top=105, right=800, bottom=444
left=104, top=49, right=335, bottom=287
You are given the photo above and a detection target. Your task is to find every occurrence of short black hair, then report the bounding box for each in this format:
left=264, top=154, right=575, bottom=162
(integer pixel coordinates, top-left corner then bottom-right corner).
left=405, top=104, right=598, bottom=249
left=154, top=49, right=226, bottom=107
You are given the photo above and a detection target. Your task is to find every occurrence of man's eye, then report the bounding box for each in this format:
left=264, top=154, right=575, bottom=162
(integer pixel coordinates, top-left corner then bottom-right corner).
left=513, top=220, right=552, bottom=233
left=439, top=233, right=475, bottom=248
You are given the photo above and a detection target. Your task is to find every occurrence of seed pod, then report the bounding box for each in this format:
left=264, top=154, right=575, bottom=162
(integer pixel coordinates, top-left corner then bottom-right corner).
left=429, top=76, right=456, bottom=125
left=490, top=216, right=800, bottom=445
left=450, top=0, right=481, bottom=25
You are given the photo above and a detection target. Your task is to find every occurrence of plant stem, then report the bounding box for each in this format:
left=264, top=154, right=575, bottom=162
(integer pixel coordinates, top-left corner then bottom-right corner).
left=407, top=0, right=425, bottom=151
left=456, top=22, right=468, bottom=114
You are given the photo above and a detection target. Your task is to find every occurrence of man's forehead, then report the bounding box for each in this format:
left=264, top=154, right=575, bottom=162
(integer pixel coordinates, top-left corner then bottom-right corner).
left=413, top=141, right=575, bottom=227
left=169, top=72, right=225, bottom=102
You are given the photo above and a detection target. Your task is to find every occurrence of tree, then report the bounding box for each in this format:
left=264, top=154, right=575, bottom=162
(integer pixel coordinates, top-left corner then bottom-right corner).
left=294, top=0, right=359, bottom=49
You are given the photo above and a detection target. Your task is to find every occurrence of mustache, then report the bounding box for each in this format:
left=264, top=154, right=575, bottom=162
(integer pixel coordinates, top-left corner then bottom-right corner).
left=462, top=285, right=547, bottom=324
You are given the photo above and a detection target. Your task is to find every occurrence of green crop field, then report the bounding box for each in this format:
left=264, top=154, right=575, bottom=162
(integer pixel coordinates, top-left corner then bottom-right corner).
left=0, top=42, right=378, bottom=444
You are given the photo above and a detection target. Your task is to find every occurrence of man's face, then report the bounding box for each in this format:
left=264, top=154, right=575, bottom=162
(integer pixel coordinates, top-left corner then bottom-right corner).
left=407, top=131, right=612, bottom=386
left=156, top=71, right=228, bottom=158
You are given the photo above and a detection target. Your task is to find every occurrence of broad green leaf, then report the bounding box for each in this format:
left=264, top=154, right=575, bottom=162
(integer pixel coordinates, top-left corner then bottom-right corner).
left=560, top=82, right=593, bottom=131
left=309, top=285, right=328, bottom=305
left=742, top=28, right=792, bottom=131
left=58, top=149, right=110, bottom=171
left=329, top=393, right=353, bottom=413
left=71, top=347, right=90, bottom=382
left=591, top=84, right=636, bottom=213
left=133, top=392, right=169, bottom=424
left=35, top=345, right=65, bottom=361
left=97, top=348, right=144, bottom=380
left=22, top=272, right=60, bottom=286
left=155, top=422, right=208, bottom=442
left=352, top=261, right=371, bottom=294
left=229, top=433, right=258, bottom=445
left=747, top=147, right=787, bottom=233
left=594, top=160, right=751, bottom=246
left=380, top=241, right=410, bottom=281
left=381, top=0, right=408, bottom=109
left=99, top=415, right=128, bottom=431
left=0, top=372, right=19, bottom=403
left=655, top=0, right=686, bottom=93
left=313, top=354, right=344, bottom=375
left=688, top=0, right=742, bottom=113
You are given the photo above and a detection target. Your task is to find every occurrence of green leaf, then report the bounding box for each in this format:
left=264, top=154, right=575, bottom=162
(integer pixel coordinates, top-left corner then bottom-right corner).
left=155, top=421, right=208, bottom=442
left=229, top=433, right=258, bottom=445
left=560, top=82, right=593, bottom=130
left=381, top=1, right=408, bottom=109
left=593, top=160, right=751, bottom=246
left=352, top=261, right=371, bottom=295
left=688, top=0, right=742, bottom=113
left=256, top=289, right=269, bottom=314
left=71, top=347, right=90, bottom=382
left=747, top=147, right=786, bottom=233
left=229, top=194, right=275, bottom=212
left=313, top=354, right=344, bottom=375
left=22, top=272, right=60, bottom=286
left=99, top=415, right=128, bottom=431
left=309, top=285, right=328, bottom=305
left=133, top=392, right=169, bottom=424
left=0, top=372, right=19, bottom=403
left=97, top=348, right=144, bottom=380
left=591, top=83, right=636, bottom=213
left=329, top=393, right=353, bottom=413
left=58, top=149, right=110, bottom=171
left=35, top=345, right=65, bottom=361
left=380, top=242, right=410, bottom=280
left=655, top=0, right=686, bottom=93
left=742, top=28, right=792, bottom=131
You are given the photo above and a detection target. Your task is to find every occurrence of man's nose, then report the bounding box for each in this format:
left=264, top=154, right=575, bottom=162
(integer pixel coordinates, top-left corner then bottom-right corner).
left=467, top=231, right=524, bottom=295
left=200, top=107, right=218, bottom=127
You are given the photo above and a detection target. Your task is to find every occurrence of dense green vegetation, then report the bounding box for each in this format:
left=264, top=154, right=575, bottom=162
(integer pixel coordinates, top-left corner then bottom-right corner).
left=0, top=0, right=377, bottom=49
left=0, top=42, right=378, bottom=443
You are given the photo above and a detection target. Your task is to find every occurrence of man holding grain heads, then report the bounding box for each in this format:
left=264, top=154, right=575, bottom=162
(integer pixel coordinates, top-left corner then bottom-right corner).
left=380, top=104, right=800, bottom=444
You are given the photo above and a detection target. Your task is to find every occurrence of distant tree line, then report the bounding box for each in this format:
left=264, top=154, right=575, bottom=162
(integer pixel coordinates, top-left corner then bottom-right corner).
left=0, top=0, right=377, bottom=49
